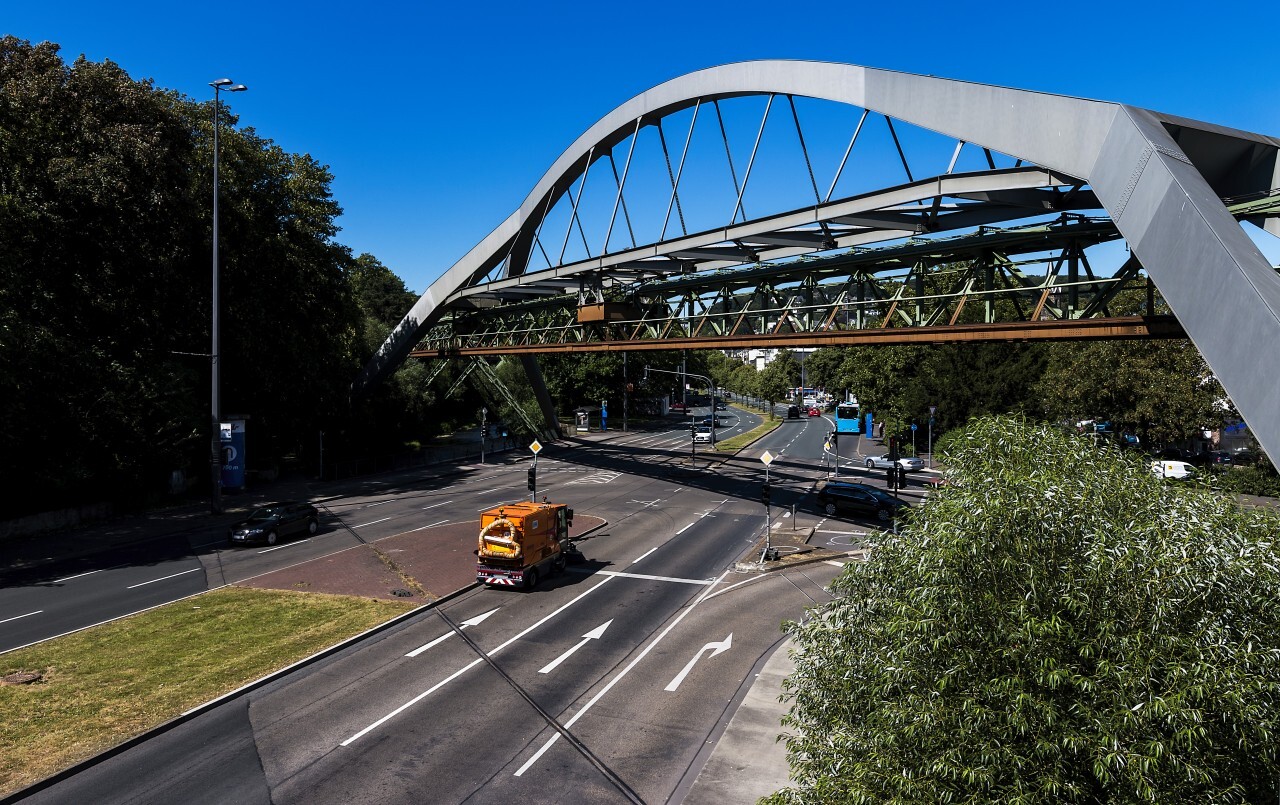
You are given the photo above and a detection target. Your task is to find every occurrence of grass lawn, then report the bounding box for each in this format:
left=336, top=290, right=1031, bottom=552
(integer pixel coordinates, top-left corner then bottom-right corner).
left=0, top=587, right=415, bottom=796
left=714, top=414, right=782, bottom=451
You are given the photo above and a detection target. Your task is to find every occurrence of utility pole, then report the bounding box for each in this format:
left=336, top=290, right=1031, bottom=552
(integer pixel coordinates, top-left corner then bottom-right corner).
left=480, top=406, right=487, bottom=464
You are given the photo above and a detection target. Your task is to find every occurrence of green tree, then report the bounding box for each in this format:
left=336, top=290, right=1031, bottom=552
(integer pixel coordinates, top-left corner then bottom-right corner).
left=758, top=359, right=793, bottom=417
left=1037, top=339, right=1226, bottom=446
left=768, top=416, right=1280, bottom=804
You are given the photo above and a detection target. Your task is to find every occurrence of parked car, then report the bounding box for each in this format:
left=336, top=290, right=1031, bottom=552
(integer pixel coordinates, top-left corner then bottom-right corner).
left=1201, top=450, right=1233, bottom=466
left=814, top=481, right=910, bottom=521
left=669, top=401, right=687, bottom=413
left=228, top=501, right=319, bottom=546
left=786, top=405, right=801, bottom=419
left=807, top=406, right=821, bottom=417
left=693, top=425, right=714, bottom=443
left=864, top=454, right=925, bottom=471
left=1232, top=448, right=1259, bottom=465
left=1151, top=460, right=1196, bottom=480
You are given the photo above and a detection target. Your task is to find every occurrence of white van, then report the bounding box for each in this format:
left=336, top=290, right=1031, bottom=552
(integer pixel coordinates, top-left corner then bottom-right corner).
left=1151, top=460, right=1196, bottom=480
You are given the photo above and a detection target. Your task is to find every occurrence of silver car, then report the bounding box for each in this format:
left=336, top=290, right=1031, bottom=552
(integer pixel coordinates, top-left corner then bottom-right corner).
left=864, top=454, right=924, bottom=471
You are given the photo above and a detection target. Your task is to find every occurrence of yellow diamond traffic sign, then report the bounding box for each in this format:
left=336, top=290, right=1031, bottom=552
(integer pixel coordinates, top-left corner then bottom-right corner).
left=529, top=440, right=543, bottom=455
left=761, top=450, right=775, bottom=466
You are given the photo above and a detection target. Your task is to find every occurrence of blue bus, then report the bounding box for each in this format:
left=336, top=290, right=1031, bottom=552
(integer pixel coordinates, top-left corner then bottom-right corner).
left=834, top=402, right=861, bottom=434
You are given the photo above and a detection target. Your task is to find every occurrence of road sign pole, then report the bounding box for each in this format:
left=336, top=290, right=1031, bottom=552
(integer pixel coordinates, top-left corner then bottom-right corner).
left=528, top=440, right=543, bottom=501
left=928, top=405, right=937, bottom=469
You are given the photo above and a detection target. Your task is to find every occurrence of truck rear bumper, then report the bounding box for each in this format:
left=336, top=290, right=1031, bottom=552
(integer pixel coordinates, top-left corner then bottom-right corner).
left=477, top=565, right=525, bottom=586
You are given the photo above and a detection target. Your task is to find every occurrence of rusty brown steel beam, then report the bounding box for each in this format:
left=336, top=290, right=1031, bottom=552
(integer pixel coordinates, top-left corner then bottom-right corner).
left=410, top=315, right=1186, bottom=358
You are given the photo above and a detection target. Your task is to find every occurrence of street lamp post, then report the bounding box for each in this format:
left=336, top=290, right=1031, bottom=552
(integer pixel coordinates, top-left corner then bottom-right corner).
left=210, top=77, right=246, bottom=515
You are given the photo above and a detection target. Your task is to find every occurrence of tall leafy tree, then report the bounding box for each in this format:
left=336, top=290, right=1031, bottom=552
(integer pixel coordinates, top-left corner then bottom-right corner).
left=1037, top=339, right=1227, bottom=446
left=769, top=416, right=1280, bottom=804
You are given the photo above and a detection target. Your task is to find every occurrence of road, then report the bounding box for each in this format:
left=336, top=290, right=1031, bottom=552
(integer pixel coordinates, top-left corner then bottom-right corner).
left=7, top=405, right=934, bottom=802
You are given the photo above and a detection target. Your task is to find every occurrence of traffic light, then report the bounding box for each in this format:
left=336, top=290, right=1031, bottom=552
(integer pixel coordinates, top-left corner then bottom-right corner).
left=886, top=466, right=895, bottom=490
left=761, top=482, right=772, bottom=505
left=527, top=466, right=536, bottom=492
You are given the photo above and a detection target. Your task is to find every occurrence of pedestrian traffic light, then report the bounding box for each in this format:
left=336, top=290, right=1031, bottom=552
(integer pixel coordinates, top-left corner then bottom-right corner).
left=886, top=466, right=895, bottom=490
left=527, top=466, right=536, bottom=492
left=761, top=482, right=771, bottom=505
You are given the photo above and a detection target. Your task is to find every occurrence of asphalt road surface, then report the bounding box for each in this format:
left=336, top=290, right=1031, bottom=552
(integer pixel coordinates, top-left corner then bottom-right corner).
left=8, top=405, right=934, bottom=802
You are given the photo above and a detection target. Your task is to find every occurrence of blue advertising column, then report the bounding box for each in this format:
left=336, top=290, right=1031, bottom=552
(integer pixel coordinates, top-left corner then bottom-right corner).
left=864, top=413, right=874, bottom=440
left=220, top=419, right=246, bottom=490
left=600, top=400, right=608, bottom=432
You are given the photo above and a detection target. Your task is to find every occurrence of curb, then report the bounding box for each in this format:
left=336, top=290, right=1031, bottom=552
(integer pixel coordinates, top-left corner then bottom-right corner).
left=0, top=585, right=476, bottom=804
left=3, top=515, right=612, bottom=803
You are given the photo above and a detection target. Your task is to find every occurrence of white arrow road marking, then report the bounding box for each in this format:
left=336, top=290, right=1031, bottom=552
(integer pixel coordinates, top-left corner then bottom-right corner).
left=538, top=620, right=612, bottom=674
left=665, top=634, right=733, bottom=692
left=342, top=576, right=615, bottom=746
left=405, top=608, right=500, bottom=657
left=513, top=570, right=730, bottom=776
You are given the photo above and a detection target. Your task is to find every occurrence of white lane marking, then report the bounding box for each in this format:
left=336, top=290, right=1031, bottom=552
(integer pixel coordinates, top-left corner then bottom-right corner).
left=405, top=608, right=500, bottom=657
left=422, top=500, right=454, bottom=510
left=258, top=541, right=308, bottom=554
left=514, top=569, right=731, bottom=776
left=407, top=519, right=450, bottom=532
left=341, top=576, right=616, bottom=746
left=673, top=498, right=731, bottom=536
left=0, top=610, right=42, bottom=625
left=631, top=546, right=659, bottom=564
left=351, top=517, right=394, bottom=528
left=586, top=568, right=711, bottom=586
left=125, top=567, right=201, bottom=589
left=53, top=569, right=103, bottom=583
left=472, top=487, right=509, bottom=495
left=824, top=560, right=847, bottom=567
left=365, top=500, right=392, bottom=508
left=815, top=529, right=869, bottom=536
left=538, top=620, right=612, bottom=674
left=476, top=500, right=515, bottom=512
left=665, top=633, right=733, bottom=692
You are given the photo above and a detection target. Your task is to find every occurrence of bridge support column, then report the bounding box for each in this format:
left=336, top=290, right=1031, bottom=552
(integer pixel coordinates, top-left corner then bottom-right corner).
left=520, top=355, right=562, bottom=439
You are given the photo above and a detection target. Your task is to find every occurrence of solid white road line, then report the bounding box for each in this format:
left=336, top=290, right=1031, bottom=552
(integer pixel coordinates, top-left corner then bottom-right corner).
left=591, top=570, right=714, bottom=585
left=0, top=610, right=42, bottom=625
left=257, top=541, right=309, bottom=554
left=631, top=546, right=659, bottom=564
left=125, top=567, right=200, bottom=589
left=52, top=569, right=104, bottom=583
left=351, top=517, right=394, bottom=528
left=407, top=519, right=450, bottom=532
left=341, top=576, right=616, bottom=746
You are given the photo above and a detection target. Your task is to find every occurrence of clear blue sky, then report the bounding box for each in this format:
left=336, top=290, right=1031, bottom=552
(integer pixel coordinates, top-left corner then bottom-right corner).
left=7, top=1, right=1279, bottom=294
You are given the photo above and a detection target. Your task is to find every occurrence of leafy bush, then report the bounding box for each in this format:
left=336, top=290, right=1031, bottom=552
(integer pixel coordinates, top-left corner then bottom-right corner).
left=767, top=416, right=1280, bottom=804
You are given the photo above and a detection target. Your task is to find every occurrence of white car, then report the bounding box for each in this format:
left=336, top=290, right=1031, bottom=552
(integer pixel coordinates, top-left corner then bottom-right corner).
left=864, top=454, right=925, bottom=471
left=1151, top=459, right=1196, bottom=480
left=693, top=425, right=714, bottom=444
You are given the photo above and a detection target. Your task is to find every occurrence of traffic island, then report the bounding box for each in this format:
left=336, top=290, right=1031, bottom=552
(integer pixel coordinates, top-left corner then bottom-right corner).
left=735, top=523, right=868, bottom=572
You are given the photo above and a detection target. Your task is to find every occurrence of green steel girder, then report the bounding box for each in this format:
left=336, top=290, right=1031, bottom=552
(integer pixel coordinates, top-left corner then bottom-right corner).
left=407, top=213, right=1253, bottom=356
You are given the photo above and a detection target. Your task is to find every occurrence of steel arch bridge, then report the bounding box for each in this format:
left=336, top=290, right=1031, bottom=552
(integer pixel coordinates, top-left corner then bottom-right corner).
left=357, top=61, right=1280, bottom=461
